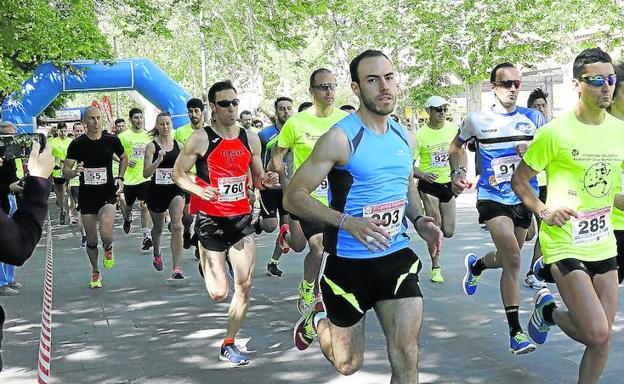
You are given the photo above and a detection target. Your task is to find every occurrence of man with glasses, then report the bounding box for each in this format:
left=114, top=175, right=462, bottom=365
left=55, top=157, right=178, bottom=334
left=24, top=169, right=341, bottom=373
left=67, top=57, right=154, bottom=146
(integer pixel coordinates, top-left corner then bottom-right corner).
left=173, top=80, right=277, bottom=366
left=413, top=96, right=457, bottom=283
left=271, top=68, right=348, bottom=314
left=512, top=48, right=623, bottom=383
left=449, top=62, right=545, bottom=354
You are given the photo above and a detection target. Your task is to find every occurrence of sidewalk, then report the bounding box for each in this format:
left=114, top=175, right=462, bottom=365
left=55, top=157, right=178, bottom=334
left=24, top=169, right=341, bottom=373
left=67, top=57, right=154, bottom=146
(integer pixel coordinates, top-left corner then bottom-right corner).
left=0, top=193, right=622, bottom=383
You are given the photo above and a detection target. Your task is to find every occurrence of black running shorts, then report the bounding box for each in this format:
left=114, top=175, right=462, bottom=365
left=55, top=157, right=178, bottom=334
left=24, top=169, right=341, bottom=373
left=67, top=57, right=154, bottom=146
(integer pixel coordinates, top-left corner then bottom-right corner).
left=195, top=212, right=254, bottom=252
left=320, top=247, right=423, bottom=328
left=259, top=188, right=286, bottom=219
left=476, top=200, right=532, bottom=229
left=289, top=214, right=324, bottom=240
left=417, top=180, right=455, bottom=203
left=146, top=185, right=184, bottom=213
left=78, top=189, right=117, bottom=215
left=540, top=257, right=618, bottom=283
left=124, top=181, right=149, bottom=206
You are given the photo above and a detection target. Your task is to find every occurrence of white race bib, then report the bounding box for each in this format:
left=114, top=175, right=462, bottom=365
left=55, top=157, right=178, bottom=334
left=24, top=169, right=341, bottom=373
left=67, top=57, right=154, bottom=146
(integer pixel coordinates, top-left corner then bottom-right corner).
left=363, top=199, right=406, bottom=237
left=217, top=175, right=246, bottom=202
left=155, top=168, right=174, bottom=185
left=315, top=177, right=329, bottom=198
left=84, top=168, right=107, bottom=185
left=131, top=144, right=145, bottom=159
left=430, top=150, right=449, bottom=168
left=491, top=155, right=520, bottom=184
left=571, top=207, right=611, bottom=245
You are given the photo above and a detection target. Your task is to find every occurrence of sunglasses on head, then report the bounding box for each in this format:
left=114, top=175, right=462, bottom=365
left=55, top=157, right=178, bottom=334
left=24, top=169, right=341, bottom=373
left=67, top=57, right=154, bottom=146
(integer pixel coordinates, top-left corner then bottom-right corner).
left=313, top=83, right=337, bottom=92
left=431, top=106, right=448, bottom=113
left=215, top=99, right=240, bottom=108
left=494, top=80, right=522, bottom=89
left=580, top=74, right=617, bottom=87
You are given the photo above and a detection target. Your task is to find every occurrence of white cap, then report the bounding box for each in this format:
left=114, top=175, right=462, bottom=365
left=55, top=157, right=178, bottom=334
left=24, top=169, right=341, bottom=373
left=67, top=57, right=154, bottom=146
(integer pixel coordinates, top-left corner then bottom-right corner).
left=424, top=96, right=449, bottom=109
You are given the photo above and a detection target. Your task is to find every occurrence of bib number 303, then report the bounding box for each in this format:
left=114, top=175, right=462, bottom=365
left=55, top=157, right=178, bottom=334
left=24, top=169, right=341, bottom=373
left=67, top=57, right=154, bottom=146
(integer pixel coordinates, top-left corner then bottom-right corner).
left=218, top=175, right=247, bottom=202
left=362, top=199, right=405, bottom=238
left=571, top=207, right=611, bottom=245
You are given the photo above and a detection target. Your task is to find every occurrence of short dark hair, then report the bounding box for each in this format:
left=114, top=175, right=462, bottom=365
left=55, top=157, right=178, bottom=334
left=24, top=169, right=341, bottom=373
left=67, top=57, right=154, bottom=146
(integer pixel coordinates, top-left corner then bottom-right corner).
left=252, top=119, right=263, bottom=127
left=298, top=101, right=313, bottom=112
left=208, top=80, right=236, bottom=104
left=187, top=98, right=204, bottom=111
left=350, top=50, right=390, bottom=83
left=57, top=122, right=67, bottom=129
left=489, top=62, right=516, bottom=83
left=114, top=118, right=125, bottom=125
left=340, top=104, right=356, bottom=111
left=239, top=110, right=252, bottom=119
left=309, top=68, right=331, bottom=87
left=527, top=88, right=549, bottom=109
left=129, top=108, right=142, bottom=119
left=573, top=48, right=613, bottom=79
left=614, top=61, right=624, bottom=98
left=274, top=97, right=293, bottom=111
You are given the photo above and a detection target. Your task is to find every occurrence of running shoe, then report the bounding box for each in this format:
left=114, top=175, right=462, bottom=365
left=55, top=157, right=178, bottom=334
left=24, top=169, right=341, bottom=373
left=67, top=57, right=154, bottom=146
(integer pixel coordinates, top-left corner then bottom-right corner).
left=89, top=271, right=102, bottom=289
left=80, top=236, right=87, bottom=248
left=267, top=261, right=283, bottom=277
left=529, top=287, right=555, bottom=345
left=524, top=273, right=546, bottom=290
left=293, top=296, right=325, bottom=351
left=8, top=281, right=23, bottom=289
left=153, top=255, right=164, bottom=271
left=219, top=344, right=249, bottom=366
left=252, top=218, right=263, bottom=235
left=172, top=265, right=185, bottom=279
left=183, top=231, right=192, bottom=249
left=297, top=281, right=315, bottom=314
left=431, top=267, right=444, bottom=283
left=509, top=332, right=536, bottom=355
left=277, top=224, right=290, bottom=254
left=533, top=256, right=545, bottom=280
left=59, top=211, right=66, bottom=225
left=141, top=236, right=153, bottom=252
left=0, top=286, right=19, bottom=296
left=103, top=246, right=115, bottom=270
left=462, top=253, right=479, bottom=296
left=123, top=219, right=132, bottom=234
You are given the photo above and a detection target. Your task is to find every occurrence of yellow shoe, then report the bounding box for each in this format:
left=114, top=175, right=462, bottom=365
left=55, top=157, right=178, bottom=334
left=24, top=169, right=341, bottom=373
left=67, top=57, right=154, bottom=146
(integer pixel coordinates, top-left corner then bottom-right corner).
left=103, top=246, right=115, bottom=270
left=431, top=267, right=444, bottom=283
left=90, top=271, right=102, bottom=289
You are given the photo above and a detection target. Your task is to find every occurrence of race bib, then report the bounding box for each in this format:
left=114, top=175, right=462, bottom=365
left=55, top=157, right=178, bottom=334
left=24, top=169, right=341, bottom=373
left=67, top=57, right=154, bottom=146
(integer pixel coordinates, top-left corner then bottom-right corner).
left=84, top=168, right=107, bottom=185
left=491, top=155, right=520, bottom=184
left=155, top=168, right=174, bottom=185
left=430, top=150, right=449, bottom=168
left=315, top=177, right=329, bottom=198
left=363, top=199, right=406, bottom=237
left=131, top=144, right=145, bottom=159
left=571, top=207, right=611, bottom=245
left=217, top=175, right=246, bottom=202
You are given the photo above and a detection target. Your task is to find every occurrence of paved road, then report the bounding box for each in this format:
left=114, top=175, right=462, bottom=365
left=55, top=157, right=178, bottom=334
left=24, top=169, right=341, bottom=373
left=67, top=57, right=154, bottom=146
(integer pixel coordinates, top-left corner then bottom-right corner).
left=1, top=192, right=623, bottom=383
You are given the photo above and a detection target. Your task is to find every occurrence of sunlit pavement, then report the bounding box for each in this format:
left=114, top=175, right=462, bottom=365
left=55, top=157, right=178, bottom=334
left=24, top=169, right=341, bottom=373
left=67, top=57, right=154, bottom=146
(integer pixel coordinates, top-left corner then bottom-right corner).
left=1, top=192, right=622, bottom=383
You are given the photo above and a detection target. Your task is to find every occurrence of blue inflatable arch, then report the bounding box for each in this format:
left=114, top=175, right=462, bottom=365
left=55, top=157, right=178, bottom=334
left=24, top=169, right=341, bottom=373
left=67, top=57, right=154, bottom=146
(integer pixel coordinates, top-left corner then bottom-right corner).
left=1, top=59, right=191, bottom=133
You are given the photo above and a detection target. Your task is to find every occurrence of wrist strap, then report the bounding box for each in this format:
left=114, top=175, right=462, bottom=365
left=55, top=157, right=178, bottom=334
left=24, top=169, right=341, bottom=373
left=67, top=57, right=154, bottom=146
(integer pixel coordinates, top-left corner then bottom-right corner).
left=338, top=213, right=348, bottom=230
left=414, top=215, right=423, bottom=224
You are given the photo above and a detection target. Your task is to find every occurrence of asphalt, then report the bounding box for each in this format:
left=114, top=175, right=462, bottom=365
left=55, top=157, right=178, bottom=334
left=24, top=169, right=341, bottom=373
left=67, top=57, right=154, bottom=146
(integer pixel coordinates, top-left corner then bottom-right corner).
left=1, top=191, right=623, bottom=384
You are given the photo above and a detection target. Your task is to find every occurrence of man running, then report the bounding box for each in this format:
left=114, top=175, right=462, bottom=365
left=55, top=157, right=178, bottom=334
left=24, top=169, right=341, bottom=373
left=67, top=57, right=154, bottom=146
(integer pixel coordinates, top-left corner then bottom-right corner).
left=413, top=95, right=457, bottom=283
left=285, top=50, right=442, bottom=381
left=271, top=68, right=348, bottom=313
left=239, top=110, right=253, bottom=130
left=68, top=122, right=86, bottom=247
left=449, top=62, right=545, bottom=354
left=64, top=107, right=128, bottom=288
left=49, top=122, right=72, bottom=224
left=118, top=108, right=153, bottom=251
left=173, top=80, right=277, bottom=365
left=256, top=96, right=294, bottom=277
left=512, top=47, right=623, bottom=383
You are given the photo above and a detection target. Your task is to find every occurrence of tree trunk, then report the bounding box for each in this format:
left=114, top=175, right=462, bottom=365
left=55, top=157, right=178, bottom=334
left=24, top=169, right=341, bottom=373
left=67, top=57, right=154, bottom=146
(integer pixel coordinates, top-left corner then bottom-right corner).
left=466, top=81, right=482, bottom=114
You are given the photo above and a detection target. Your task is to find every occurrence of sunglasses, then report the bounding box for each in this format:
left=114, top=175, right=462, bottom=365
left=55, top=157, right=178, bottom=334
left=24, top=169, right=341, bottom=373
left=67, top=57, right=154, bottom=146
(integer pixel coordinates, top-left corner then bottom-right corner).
left=494, top=80, right=522, bottom=89
left=431, top=107, right=448, bottom=113
left=215, top=99, right=240, bottom=108
left=313, top=83, right=337, bottom=92
left=580, top=74, right=617, bottom=87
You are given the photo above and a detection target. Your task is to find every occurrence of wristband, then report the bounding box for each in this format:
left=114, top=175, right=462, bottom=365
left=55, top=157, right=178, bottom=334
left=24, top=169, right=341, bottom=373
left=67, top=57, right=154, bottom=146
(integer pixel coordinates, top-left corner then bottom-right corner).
left=413, top=215, right=423, bottom=224
left=338, top=213, right=348, bottom=230
left=115, top=176, right=124, bottom=182
left=451, top=169, right=465, bottom=178
left=538, top=209, right=551, bottom=220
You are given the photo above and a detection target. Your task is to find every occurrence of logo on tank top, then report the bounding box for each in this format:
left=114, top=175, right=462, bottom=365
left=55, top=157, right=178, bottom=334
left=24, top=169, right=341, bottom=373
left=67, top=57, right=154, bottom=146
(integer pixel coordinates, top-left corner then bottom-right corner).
left=583, top=162, right=612, bottom=198
left=221, top=149, right=244, bottom=167
left=514, top=122, right=533, bottom=134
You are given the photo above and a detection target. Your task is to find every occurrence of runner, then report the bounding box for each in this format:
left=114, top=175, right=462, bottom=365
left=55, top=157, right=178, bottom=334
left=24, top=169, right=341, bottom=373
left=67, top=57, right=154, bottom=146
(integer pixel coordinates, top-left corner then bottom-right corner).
left=285, top=50, right=442, bottom=381
left=49, top=122, right=72, bottom=224
left=114, top=118, right=126, bottom=135
left=449, top=62, right=545, bottom=354
left=413, top=95, right=458, bottom=283
left=256, top=97, right=294, bottom=277
left=63, top=106, right=128, bottom=288
left=143, top=112, right=185, bottom=278
left=118, top=108, right=153, bottom=251
left=271, top=68, right=348, bottom=313
left=68, top=122, right=87, bottom=247
left=173, top=80, right=277, bottom=365
left=512, top=47, right=623, bottom=383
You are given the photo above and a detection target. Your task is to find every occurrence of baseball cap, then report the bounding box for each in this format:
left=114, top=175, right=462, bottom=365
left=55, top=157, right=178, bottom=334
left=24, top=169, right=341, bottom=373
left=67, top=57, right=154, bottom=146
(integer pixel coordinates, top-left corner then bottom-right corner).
left=424, top=96, right=449, bottom=109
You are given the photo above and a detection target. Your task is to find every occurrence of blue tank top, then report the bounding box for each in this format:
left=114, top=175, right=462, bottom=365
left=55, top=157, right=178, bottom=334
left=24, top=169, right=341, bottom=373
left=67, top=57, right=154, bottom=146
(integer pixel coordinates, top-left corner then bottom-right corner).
left=324, top=113, right=413, bottom=259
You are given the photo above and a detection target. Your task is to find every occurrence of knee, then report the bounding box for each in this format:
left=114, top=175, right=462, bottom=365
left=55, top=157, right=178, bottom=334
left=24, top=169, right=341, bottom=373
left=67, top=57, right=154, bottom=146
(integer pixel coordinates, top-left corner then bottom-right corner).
left=584, top=324, right=611, bottom=347
left=262, top=220, right=278, bottom=233
left=208, top=288, right=228, bottom=302
left=234, top=279, right=252, bottom=300
left=170, top=222, right=183, bottom=234
left=290, top=240, right=306, bottom=253
left=501, top=250, right=522, bottom=272
left=309, top=243, right=324, bottom=258
left=335, top=357, right=363, bottom=376
left=442, top=226, right=454, bottom=238
left=390, top=342, right=419, bottom=368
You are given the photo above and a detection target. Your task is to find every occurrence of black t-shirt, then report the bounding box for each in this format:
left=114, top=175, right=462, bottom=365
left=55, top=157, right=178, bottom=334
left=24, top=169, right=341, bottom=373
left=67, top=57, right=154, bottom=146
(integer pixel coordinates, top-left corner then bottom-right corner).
left=66, top=133, right=124, bottom=194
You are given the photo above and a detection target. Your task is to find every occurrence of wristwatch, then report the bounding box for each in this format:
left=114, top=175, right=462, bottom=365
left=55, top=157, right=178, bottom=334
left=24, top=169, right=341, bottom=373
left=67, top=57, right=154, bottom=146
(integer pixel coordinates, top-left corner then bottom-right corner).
left=115, top=176, right=125, bottom=182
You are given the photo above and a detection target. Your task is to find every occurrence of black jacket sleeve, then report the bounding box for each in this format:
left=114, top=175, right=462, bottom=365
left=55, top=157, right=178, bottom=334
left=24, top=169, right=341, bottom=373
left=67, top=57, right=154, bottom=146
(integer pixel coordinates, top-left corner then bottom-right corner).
left=0, top=176, right=50, bottom=266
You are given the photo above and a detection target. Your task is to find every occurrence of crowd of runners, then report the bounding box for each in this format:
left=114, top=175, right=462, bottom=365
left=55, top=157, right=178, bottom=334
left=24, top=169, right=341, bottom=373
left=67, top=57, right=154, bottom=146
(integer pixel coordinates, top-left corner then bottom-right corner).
left=17, top=46, right=624, bottom=383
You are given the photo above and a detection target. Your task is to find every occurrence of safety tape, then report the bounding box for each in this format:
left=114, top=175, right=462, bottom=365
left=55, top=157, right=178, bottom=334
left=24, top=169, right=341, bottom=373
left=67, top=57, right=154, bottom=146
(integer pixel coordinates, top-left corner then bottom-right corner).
left=36, top=218, right=53, bottom=384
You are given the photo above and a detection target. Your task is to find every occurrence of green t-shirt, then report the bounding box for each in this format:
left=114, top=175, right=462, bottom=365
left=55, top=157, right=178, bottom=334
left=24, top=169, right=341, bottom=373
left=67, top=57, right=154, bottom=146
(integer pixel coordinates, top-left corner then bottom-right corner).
left=49, top=137, right=72, bottom=178
left=174, top=124, right=197, bottom=147
left=414, top=122, right=457, bottom=184
left=523, top=111, right=624, bottom=263
left=118, top=129, right=152, bottom=185
left=278, top=108, right=348, bottom=205
left=612, top=174, right=624, bottom=230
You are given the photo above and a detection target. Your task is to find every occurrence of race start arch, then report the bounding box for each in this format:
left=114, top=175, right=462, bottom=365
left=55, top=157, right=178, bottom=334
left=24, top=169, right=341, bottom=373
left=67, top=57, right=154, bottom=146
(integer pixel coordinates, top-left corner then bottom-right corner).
left=1, top=59, right=191, bottom=133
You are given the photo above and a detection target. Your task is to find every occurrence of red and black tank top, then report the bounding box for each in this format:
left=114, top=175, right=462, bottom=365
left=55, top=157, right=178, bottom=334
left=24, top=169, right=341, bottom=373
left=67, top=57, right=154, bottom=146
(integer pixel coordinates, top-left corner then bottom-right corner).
left=189, top=126, right=252, bottom=217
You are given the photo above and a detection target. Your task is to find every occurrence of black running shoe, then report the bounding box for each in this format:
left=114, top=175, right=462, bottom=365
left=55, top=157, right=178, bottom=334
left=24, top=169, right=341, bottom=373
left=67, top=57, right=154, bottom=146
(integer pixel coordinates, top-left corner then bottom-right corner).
left=59, top=211, right=66, bottom=225
left=142, top=237, right=153, bottom=251
left=123, top=219, right=132, bottom=234
left=267, top=262, right=283, bottom=277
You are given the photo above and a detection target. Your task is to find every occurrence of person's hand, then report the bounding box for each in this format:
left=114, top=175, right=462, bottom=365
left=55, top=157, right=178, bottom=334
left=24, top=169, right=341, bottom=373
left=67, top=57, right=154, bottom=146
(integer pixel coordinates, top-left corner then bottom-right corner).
left=196, top=185, right=220, bottom=201
left=9, top=180, right=23, bottom=193
left=419, top=172, right=438, bottom=183
left=75, top=161, right=84, bottom=176
left=515, top=143, right=528, bottom=157
left=451, top=174, right=468, bottom=195
left=415, top=216, right=443, bottom=259
left=261, top=171, right=280, bottom=189
left=129, top=159, right=138, bottom=168
left=342, top=215, right=391, bottom=252
left=27, top=142, right=55, bottom=178
left=542, top=207, right=578, bottom=227
left=157, top=150, right=165, bottom=162
left=115, top=178, right=124, bottom=195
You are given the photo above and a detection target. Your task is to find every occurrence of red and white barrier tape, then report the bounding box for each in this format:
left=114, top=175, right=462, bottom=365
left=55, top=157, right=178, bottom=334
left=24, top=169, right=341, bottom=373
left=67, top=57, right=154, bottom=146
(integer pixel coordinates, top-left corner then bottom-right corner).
left=37, top=218, right=54, bottom=384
